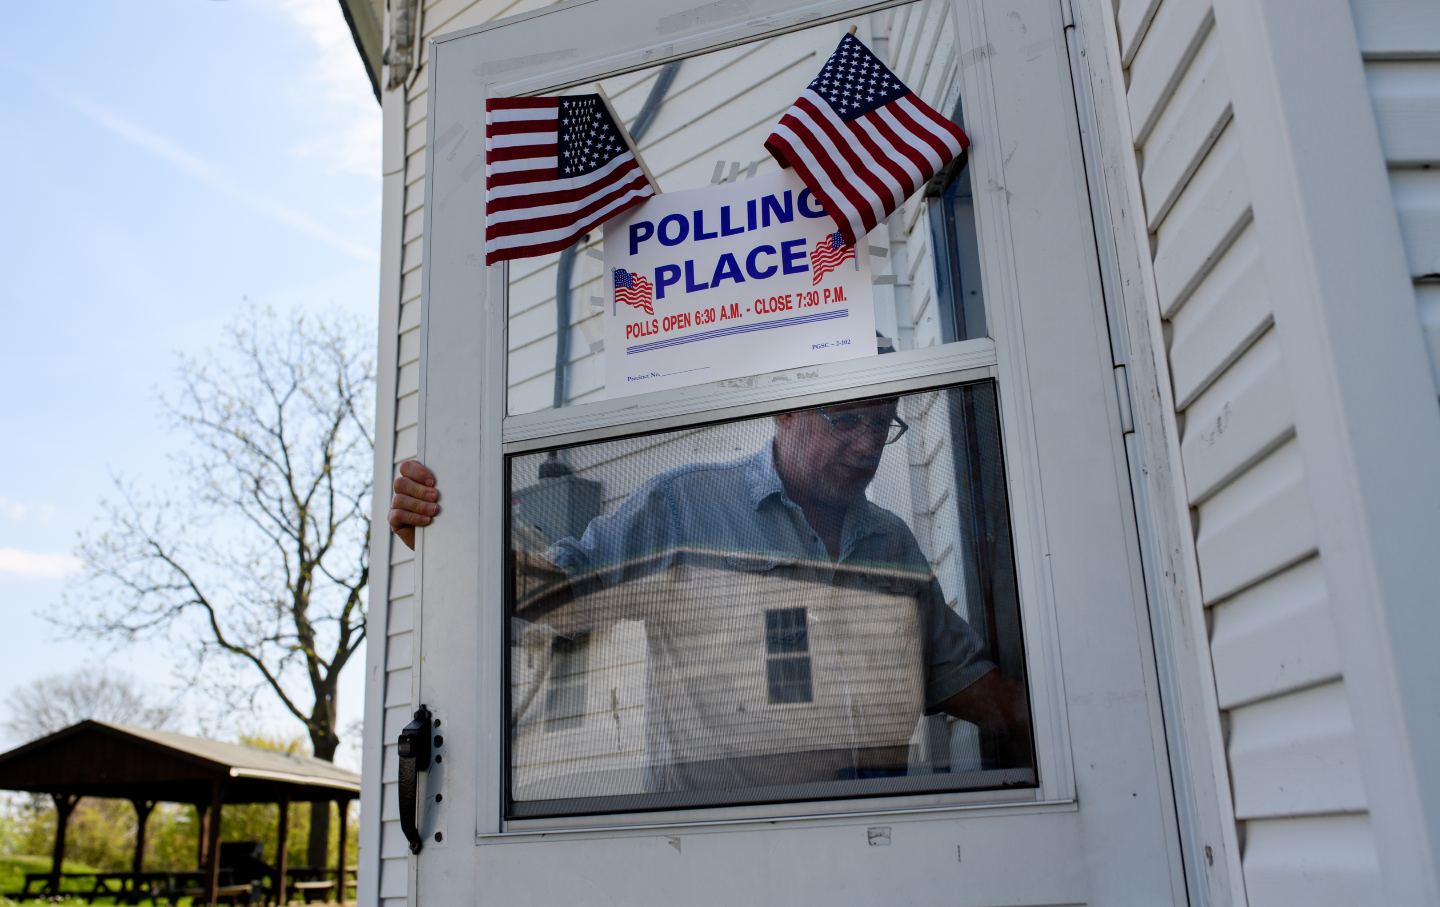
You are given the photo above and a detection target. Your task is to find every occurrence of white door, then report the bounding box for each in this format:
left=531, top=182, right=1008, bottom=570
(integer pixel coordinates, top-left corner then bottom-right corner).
left=411, top=0, right=1186, bottom=903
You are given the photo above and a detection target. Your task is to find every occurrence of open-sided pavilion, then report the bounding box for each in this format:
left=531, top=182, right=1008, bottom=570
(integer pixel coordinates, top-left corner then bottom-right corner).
left=0, top=720, right=360, bottom=905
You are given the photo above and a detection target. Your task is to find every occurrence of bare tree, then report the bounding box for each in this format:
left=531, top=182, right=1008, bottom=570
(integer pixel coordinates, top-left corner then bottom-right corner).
left=2, top=669, right=175, bottom=743
left=70, top=307, right=374, bottom=866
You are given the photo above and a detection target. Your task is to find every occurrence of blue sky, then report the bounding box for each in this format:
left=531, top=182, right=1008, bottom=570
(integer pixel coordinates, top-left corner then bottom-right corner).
left=0, top=0, right=381, bottom=763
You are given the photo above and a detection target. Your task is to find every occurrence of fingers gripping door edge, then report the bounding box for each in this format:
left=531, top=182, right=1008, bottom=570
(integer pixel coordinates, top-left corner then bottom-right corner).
left=398, top=704, right=433, bottom=854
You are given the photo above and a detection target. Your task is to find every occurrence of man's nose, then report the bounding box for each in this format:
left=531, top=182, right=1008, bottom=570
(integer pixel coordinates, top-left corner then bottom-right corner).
left=852, top=429, right=887, bottom=456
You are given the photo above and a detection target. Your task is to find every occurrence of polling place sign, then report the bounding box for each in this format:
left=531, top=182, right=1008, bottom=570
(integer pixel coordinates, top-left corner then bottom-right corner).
left=603, top=169, right=876, bottom=397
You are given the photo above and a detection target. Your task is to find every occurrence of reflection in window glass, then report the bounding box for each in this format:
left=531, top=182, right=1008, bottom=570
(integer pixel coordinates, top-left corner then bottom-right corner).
left=505, top=0, right=988, bottom=416
left=928, top=123, right=986, bottom=343
left=507, top=382, right=1033, bottom=817
left=764, top=608, right=813, bottom=704
left=543, top=636, right=590, bottom=732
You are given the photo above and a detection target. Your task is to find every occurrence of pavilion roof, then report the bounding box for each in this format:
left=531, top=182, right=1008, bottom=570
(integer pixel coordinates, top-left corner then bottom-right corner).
left=0, top=720, right=359, bottom=804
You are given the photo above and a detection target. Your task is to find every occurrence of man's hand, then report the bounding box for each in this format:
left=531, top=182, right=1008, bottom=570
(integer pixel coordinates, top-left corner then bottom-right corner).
left=390, top=460, right=440, bottom=550
left=937, top=670, right=1032, bottom=764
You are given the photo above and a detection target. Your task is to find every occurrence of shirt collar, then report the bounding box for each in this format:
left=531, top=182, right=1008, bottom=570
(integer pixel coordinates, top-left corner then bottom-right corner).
left=744, top=443, right=787, bottom=510
left=744, top=442, right=884, bottom=544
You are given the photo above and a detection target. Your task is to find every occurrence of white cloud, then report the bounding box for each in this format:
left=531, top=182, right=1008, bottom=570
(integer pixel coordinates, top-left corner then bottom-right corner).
left=0, top=548, right=81, bottom=580
left=272, top=0, right=383, bottom=179
left=55, top=92, right=377, bottom=264
left=0, top=498, right=56, bottom=524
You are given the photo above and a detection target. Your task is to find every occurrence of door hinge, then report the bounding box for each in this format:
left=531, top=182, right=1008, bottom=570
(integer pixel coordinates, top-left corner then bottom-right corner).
left=1060, top=0, right=1075, bottom=29
left=1113, top=364, right=1134, bottom=435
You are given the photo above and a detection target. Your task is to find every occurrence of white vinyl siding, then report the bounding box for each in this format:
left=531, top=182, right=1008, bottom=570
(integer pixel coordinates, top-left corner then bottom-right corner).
left=1117, top=0, right=1384, bottom=901
left=367, top=3, right=567, bottom=905
left=1352, top=0, right=1440, bottom=397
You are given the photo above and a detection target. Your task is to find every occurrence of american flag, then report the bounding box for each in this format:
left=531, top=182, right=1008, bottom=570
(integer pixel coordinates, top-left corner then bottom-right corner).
left=613, top=268, right=654, bottom=315
left=809, top=231, right=856, bottom=285
left=485, top=94, right=655, bottom=265
left=765, top=33, right=969, bottom=245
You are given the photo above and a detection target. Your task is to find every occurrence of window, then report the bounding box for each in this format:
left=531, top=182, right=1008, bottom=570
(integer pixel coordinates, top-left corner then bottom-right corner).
left=927, top=104, right=987, bottom=344
left=502, top=0, right=992, bottom=417
left=543, top=635, right=590, bottom=732
left=506, top=382, right=1034, bottom=817
left=764, top=608, right=813, bottom=704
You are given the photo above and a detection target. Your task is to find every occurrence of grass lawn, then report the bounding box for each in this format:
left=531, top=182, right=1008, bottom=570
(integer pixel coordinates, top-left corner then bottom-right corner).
left=1, top=854, right=100, bottom=905
left=1, top=856, right=354, bottom=906
left=0, top=855, right=208, bottom=906
left=0, top=855, right=353, bottom=906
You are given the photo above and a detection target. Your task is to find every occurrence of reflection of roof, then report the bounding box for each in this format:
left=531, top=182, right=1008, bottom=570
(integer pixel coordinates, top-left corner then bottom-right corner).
left=0, top=720, right=359, bottom=804
left=516, top=544, right=933, bottom=617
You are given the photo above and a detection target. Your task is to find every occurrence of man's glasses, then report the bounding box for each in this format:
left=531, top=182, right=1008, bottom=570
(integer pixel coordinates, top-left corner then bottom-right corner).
left=816, top=407, right=910, bottom=445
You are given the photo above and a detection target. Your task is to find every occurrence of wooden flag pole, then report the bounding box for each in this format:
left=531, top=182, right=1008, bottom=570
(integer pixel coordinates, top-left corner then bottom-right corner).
left=593, top=82, right=660, bottom=194
left=848, top=24, right=857, bottom=35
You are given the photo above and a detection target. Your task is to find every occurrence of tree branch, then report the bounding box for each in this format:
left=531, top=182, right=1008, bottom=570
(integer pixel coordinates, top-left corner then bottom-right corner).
left=70, top=306, right=375, bottom=756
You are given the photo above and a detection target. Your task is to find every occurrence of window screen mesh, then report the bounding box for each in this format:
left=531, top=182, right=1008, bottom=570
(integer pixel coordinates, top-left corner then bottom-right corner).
left=507, top=382, right=1033, bottom=817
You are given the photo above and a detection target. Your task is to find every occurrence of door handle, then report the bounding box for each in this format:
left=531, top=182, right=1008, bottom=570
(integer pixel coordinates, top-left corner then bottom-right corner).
left=397, top=704, right=433, bottom=854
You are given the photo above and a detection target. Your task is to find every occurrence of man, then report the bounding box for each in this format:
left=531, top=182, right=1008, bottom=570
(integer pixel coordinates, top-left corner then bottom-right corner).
left=390, top=397, right=1030, bottom=795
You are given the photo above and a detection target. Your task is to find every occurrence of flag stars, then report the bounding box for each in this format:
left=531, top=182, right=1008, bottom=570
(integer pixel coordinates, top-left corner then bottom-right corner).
left=807, top=33, right=909, bottom=119
left=557, top=93, right=630, bottom=176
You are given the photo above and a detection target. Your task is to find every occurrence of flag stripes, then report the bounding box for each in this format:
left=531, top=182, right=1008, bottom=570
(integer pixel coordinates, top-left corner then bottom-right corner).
left=765, top=34, right=969, bottom=246
left=484, top=94, right=655, bottom=265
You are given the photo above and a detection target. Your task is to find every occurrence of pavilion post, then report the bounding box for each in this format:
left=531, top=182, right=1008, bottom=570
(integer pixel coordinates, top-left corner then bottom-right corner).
left=204, top=780, right=225, bottom=907
left=48, top=793, right=79, bottom=895
left=335, top=798, right=350, bottom=900
left=130, top=798, right=156, bottom=892
left=195, top=802, right=209, bottom=868
left=275, top=797, right=290, bottom=906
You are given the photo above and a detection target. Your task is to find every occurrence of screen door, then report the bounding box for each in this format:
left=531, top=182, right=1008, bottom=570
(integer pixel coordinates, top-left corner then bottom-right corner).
left=412, top=0, right=1187, bottom=903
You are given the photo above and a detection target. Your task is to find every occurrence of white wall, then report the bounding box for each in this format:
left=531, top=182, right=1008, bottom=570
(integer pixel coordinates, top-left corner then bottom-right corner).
left=1352, top=0, right=1440, bottom=397
left=360, top=4, right=574, bottom=905
left=1117, top=2, right=1376, bottom=897
left=1105, top=0, right=1440, bottom=901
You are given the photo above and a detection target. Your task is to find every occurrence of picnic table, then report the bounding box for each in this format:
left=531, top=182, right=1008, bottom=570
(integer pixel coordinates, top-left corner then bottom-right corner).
left=3, top=864, right=354, bottom=904
left=3, top=869, right=254, bottom=904
left=285, top=865, right=356, bottom=903
left=5, top=870, right=168, bottom=901
left=160, top=871, right=254, bottom=905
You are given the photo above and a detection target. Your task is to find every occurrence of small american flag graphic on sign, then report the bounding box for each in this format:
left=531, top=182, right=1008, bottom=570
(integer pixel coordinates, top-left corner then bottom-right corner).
left=809, top=232, right=856, bottom=285
left=614, top=268, right=654, bottom=315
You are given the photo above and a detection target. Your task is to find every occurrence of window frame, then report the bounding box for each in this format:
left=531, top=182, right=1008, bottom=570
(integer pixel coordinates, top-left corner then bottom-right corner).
left=501, top=377, right=1040, bottom=820
left=489, top=364, right=1071, bottom=834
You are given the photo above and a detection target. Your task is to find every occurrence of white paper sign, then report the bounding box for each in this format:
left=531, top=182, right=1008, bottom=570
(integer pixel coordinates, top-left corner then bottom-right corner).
left=603, top=169, right=876, bottom=397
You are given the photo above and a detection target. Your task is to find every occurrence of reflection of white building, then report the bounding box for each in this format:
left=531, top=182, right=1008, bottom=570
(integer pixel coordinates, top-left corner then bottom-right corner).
left=504, top=400, right=1002, bottom=806
left=509, top=555, right=935, bottom=805
left=348, top=0, right=1440, bottom=904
